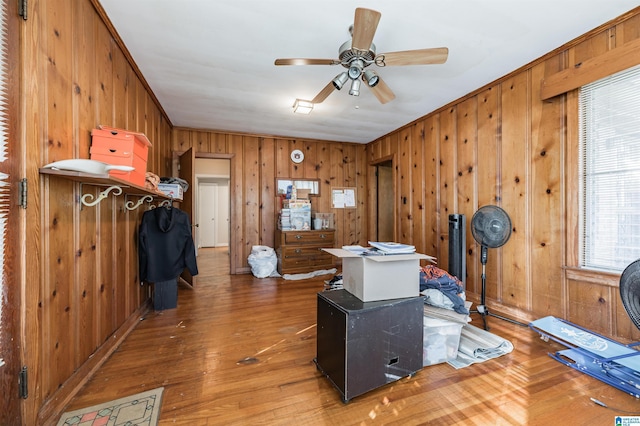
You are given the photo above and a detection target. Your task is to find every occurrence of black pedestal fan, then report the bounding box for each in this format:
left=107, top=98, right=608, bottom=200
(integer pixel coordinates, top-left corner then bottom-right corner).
left=470, top=205, right=527, bottom=330
left=620, top=259, right=640, bottom=331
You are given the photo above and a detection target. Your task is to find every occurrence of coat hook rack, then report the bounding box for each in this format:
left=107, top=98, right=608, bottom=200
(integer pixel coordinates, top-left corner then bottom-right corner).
left=81, top=185, right=122, bottom=207
left=125, top=194, right=154, bottom=211
left=149, top=199, right=173, bottom=209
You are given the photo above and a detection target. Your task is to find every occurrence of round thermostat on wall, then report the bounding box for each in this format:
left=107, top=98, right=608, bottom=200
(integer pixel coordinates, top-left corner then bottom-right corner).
left=290, top=149, right=304, bottom=163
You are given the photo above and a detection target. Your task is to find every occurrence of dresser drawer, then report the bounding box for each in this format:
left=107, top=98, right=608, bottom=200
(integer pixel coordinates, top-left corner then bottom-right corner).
left=282, top=246, right=327, bottom=259
left=280, top=253, right=334, bottom=272
left=283, top=231, right=334, bottom=246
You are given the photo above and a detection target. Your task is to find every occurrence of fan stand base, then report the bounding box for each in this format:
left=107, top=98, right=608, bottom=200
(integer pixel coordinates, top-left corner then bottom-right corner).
left=472, top=260, right=527, bottom=331
left=471, top=304, right=527, bottom=331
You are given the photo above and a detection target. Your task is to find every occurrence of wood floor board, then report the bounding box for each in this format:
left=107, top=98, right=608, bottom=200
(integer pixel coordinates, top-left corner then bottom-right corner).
left=59, top=247, right=640, bottom=425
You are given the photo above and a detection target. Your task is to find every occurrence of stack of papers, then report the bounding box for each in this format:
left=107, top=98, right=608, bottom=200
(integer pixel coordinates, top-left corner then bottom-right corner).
left=341, top=245, right=368, bottom=254
left=368, top=241, right=416, bottom=254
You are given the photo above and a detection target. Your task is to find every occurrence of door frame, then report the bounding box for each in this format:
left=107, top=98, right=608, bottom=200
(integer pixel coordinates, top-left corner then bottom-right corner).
left=368, top=155, right=396, bottom=242
left=174, top=151, right=236, bottom=272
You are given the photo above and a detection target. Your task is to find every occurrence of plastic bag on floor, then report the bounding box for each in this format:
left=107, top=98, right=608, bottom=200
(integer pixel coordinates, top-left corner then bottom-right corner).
left=248, top=245, right=279, bottom=278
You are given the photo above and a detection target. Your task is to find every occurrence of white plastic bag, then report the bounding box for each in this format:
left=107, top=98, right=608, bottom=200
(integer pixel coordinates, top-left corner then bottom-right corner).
left=247, top=245, right=279, bottom=278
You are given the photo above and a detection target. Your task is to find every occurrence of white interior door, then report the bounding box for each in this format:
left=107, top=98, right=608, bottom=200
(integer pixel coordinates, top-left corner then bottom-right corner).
left=198, top=183, right=218, bottom=247
left=198, top=179, right=230, bottom=247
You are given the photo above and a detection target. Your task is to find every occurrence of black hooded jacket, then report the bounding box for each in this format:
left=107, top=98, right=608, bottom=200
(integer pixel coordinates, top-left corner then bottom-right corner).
left=138, top=206, right=198, bottom=282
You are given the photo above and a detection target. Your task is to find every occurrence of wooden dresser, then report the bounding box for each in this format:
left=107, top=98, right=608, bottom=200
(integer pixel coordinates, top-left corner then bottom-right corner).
left=275, top=229, right=335, bottom=275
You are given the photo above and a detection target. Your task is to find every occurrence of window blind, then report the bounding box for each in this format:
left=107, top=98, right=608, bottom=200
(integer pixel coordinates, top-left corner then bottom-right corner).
left=579, top=64, right=640, bottom=271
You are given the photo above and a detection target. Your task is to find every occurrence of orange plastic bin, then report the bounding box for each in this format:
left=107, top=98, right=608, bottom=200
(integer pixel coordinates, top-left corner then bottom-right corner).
left=90, top=125, right=152, bottom=187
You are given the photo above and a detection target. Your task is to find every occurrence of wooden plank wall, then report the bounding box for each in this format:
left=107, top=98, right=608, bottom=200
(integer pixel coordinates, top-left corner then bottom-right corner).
left=16, top=1, right=640, bottom=423
left=20, top=0, right=173, bottom=423
left=172, top=129, right=368, bottom=274
left=366, top=9, right=640, bottom=343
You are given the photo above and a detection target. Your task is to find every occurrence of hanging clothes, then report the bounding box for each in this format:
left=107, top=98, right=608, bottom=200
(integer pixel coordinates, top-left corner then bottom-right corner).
left=138, top=206, right=198, bottom=283
left=419, top=265, right=468, bottom=314
left=153, top=279, right=179, bottom=310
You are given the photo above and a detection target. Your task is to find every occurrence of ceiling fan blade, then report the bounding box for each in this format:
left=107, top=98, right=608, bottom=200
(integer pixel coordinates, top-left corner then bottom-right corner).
left=274, top=58, right=340, bottom=66
left=376, top=47, right=449, bottom=66
left=311, top=81, right=337, bottom=104
left=351, top=8, right=381, bottom=51
left=368, top=77, right=395, bottom=104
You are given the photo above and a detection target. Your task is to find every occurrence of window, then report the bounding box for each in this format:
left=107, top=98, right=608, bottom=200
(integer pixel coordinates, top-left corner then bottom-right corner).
left=579, top=64, right=640, bottom=272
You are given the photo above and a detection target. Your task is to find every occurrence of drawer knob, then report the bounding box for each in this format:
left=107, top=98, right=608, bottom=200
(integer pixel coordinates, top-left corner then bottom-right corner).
left=295, top=234, right=302, bottom=239
left=295, top=249, right=302, bottom=254
left=320, top=234, right=326, bottom=238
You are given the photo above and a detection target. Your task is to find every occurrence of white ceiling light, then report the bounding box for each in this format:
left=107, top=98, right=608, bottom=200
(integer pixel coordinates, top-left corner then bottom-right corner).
left=293, top=99, right=313, bottom=114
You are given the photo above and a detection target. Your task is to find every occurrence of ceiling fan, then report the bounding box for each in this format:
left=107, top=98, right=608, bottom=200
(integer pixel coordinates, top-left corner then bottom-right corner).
left=274, top=7, right=448, bottom=105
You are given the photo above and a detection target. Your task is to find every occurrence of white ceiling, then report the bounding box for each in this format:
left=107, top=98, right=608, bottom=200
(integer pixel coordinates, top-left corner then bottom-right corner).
left=99, top=1, right=638, bottom=144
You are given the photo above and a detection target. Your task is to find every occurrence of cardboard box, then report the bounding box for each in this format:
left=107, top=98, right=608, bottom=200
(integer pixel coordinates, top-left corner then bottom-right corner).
left=322, top=248, right=434, bottom=302
left=296, top=188, right=311, bottom=200
left=90, top=126, right=152, bottom=187
left=158, top=183, right=184, bottom=201
left=283, top=200, right=311, bottom=210
left=422, top=317, right=463, bottom=366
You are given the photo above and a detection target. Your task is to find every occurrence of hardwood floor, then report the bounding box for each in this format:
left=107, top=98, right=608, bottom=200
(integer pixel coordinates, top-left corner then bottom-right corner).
left=60, top=247, right=640, bottom=425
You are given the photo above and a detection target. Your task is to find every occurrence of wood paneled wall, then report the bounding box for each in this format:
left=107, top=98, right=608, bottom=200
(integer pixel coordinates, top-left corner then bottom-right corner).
left=172, top=129, right=368, bottom=274
left=14, top=1, right=640, bottom=424
left=20, top=0, right=172, bottom=424
left=366, top=9, right=640, bottom=343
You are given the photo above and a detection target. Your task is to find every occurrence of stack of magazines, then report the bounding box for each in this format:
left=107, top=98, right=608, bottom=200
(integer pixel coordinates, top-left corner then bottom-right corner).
left=341, top=245, right=368, bottom=254
left=368, top=241, right=416, bottom=254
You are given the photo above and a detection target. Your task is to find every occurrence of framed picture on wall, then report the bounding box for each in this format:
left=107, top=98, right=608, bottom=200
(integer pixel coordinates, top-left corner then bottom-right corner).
left=331, top=187, right=356, bottom=209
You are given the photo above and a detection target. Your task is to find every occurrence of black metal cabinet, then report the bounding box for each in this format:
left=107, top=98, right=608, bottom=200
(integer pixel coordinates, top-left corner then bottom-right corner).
left=315, top=289, right=424, bottom=402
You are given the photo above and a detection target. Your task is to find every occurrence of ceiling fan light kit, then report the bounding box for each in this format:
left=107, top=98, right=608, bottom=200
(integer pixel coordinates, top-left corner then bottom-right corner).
left=332, top=72, right=349, bottom=90
left=349, top=79, right=361, bottom=96
left=363, top=70, right=379, bottom=87
left=275, top=7, right=448, bottom=106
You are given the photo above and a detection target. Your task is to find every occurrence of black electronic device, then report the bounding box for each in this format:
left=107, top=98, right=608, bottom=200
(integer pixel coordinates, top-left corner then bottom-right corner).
left=448, top=214, right=466, bottom=286
left=314, top=290, right=423, bottom=403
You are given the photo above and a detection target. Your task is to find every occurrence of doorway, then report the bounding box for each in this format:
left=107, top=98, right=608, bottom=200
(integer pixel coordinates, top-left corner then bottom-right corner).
left=376, top=160, right=394, bottom=242
left=175, top=153, right=233, bottom=274
left=193, top=158, right=231, bottom=274
left=197, top=179, right=229, bottom=248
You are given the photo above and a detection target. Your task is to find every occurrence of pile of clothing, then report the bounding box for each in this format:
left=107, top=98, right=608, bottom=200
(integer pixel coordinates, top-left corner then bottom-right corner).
left=419, top=265, right=468, bottom=314
left=145, top=172, right=161, bottom=192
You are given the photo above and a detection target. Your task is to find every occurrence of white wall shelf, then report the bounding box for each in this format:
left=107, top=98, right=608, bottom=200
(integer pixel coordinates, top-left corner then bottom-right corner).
left=39, top=168, right=171, bottom=208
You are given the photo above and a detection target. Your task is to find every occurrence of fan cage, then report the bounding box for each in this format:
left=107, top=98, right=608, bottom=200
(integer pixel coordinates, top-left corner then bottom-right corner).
left=470, top=205, right=512, bottom=249
left=620, top=259, right=640, bottom=332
